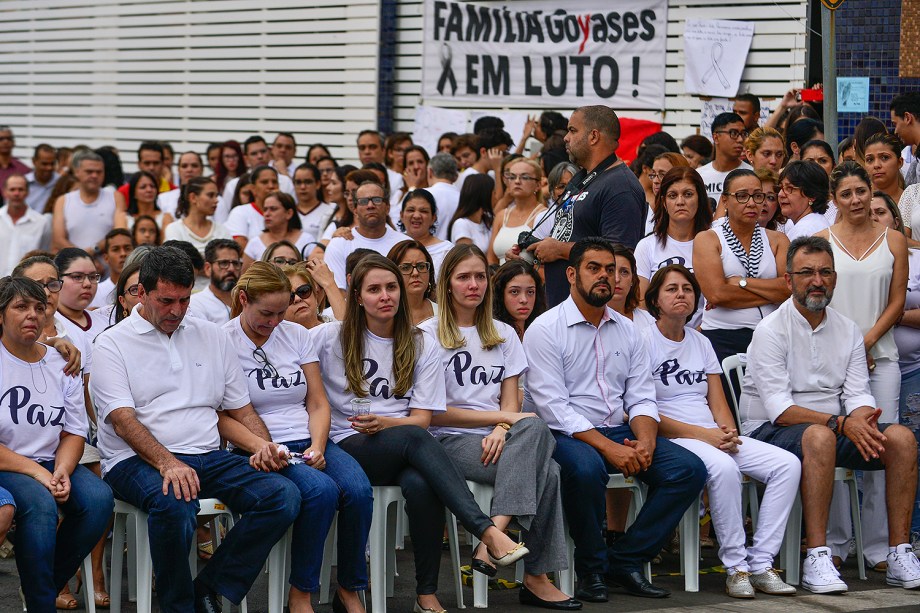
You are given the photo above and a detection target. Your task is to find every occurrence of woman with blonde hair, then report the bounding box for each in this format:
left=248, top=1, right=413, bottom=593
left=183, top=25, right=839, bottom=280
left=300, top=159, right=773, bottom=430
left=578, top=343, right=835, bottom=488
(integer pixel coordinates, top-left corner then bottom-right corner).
left=743, top=127, right=786, bottom=174
left=218, top=261, right=373, bottom=613
left=488, top=158, right=547, bottom=265
left=282, top=264, right=330, bottom=330
left=312, top=254, right=528, bottom=613
left=420, top=244, right=577, bottom=609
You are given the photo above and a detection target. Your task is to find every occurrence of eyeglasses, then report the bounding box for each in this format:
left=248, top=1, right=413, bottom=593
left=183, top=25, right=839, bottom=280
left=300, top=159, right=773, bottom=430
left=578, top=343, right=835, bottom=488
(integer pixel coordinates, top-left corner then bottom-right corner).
left=713, top=129, right=749, bottom=141
left=252, top=346, right=279, bottom=378
left=790, top=268, right=836, bottom=280
left=294, top=179, right=316, bottom=186
left=503, top=173, right=537, bottom=183
left=291, top=284, right=313, bottom=300
left=779, top=183, right=803, bottom=195
left=272, top=257, right=299, bottom=266
left=319, top=167, right=335, bottom=175
left=725, top=191, right=766, bottom=204
left=398, top=262, right=431, bottom=275
left=61, top=272, right=102, bottom=284
left=38, top=279, right=63, bottom=293
left=213, top=259, right=243, bottom=270
left=647, top=171, right=668, bottom=181
left=124, top=284, right=139, bottom=297
left=356, top=196, right=385, bottom=207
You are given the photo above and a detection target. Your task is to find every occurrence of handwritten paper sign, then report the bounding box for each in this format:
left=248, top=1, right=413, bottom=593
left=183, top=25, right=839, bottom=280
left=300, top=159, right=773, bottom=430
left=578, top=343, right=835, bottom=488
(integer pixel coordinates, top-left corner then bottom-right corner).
left=837, top=77, right=869, bottom=113
left=683, top=20, right=754, bottom=98
left=412, top=106, right=470, bottom=159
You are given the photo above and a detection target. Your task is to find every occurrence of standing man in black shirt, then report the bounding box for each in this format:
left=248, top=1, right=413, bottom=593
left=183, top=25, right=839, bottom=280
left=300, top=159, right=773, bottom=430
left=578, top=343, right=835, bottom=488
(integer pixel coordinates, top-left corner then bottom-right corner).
left=515, top=106, right=646, bottom=307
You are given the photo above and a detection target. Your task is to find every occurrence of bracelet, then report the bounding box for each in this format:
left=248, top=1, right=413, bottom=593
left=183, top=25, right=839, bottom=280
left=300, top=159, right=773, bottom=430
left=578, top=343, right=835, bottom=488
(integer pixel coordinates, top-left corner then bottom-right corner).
left=897, top=312, right=905, bottom=326
left=496, top=422, right=511, bottom=431
left=839, top=415, right=849, bottom=435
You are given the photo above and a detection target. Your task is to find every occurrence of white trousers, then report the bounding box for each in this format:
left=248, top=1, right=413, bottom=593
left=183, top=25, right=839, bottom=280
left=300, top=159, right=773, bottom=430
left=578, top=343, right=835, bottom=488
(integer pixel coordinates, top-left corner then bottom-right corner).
left=827, top=357, right=900, bottom=566
left=673, top=435, right=801, bottom=573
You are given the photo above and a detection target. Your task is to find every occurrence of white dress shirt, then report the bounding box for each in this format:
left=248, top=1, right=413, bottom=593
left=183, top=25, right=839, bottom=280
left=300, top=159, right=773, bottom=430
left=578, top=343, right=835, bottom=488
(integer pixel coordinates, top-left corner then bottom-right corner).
left=190, top=286, right=231, bottom=325
left=0, top=205, right=51, bottom=275
left=523, top=296, right=660, bottom=436
left=91, top=308, right=250, bottom=474
left=739, top=298, right=876, bottom=435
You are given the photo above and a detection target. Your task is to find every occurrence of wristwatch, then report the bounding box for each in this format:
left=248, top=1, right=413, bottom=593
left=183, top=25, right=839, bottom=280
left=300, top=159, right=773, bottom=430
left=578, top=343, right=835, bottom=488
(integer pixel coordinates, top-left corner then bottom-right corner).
left=826, top=415, right=839, bottom=433
left=739, top=277, right=749, bottom=288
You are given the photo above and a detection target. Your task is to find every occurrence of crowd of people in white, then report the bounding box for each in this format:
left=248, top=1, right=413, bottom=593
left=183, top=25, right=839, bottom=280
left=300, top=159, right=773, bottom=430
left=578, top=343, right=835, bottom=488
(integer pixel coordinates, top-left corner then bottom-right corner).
left=0, top=91, right=919, bottom=613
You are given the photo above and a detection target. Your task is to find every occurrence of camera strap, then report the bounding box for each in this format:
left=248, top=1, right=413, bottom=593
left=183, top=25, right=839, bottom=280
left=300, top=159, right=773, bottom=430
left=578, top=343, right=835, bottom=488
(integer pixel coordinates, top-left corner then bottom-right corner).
left=530, top=151, right=620, bottom=236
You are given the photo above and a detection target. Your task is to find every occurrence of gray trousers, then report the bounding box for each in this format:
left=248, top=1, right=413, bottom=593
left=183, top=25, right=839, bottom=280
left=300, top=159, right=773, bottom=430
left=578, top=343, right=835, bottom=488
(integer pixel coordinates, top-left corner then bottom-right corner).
left=438, top=417, right=568, bottom=575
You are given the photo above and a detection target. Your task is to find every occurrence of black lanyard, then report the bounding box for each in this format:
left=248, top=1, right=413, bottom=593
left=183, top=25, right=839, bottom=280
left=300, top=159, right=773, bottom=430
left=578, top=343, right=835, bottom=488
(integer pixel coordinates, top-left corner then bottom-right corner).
left=530, top=151, right=620, bottom=236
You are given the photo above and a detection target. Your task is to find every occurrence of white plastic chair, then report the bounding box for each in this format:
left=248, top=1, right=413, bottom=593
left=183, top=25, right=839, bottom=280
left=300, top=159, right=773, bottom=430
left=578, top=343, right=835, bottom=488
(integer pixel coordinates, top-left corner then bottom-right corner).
left=110, top=498, right=245, bottom=613
left=721, top=354, right=866, bottom=584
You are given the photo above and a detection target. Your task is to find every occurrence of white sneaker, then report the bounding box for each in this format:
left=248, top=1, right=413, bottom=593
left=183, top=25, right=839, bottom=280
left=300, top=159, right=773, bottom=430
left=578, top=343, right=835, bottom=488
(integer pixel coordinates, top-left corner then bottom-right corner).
left=802, top=546, right=848, bottom=594
left=886, top=544, right=920, bottom=589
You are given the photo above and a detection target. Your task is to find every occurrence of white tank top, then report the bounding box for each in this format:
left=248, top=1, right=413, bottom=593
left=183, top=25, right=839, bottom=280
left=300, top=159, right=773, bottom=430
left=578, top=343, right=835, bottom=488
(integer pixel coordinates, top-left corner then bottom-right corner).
left=701, top=223, right=778, bottom=330
left=828, top=228, right=898, bottom=361
left=63, top=190, right=115, bottom=249
left=492, top=205, right=543, bottom=264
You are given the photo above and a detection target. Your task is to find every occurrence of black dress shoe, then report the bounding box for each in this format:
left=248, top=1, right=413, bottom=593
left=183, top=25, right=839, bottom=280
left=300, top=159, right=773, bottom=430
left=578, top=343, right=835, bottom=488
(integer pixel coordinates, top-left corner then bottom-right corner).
left=605, top=569, right=670, bottom=598
left=574, top=573, right=608, bottom=603
left=519, top=585, right=583, bottom=610
left=471, top=557, right=498, bottom=577
left=194, top=592, right=223, bottom=613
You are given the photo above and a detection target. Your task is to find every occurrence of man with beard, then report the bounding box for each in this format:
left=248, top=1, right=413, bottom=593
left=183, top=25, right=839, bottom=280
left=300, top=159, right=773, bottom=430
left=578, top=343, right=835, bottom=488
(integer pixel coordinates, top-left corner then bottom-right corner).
left=523, top=237, right=707, bottom=601
left=190, top=238, right=242, bottom=324
left=514, top=106, right=646, bottom=307
left=740, top=236, right=920, bottom=593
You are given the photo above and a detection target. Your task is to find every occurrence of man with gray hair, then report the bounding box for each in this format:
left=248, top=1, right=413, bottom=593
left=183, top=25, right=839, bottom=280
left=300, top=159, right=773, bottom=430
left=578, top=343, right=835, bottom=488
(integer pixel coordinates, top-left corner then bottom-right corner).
left=740, top=236, right=920, bottom=594
left=426, top=152, right=461, bottom=240
left=51, top=149, right=119, bottom=253
left=510, top=105, right=646, bottom=306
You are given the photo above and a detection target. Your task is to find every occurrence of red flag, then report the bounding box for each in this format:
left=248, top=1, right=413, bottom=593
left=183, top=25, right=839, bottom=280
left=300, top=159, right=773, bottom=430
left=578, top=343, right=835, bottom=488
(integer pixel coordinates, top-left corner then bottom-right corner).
left=616, top=117, right=663, bottom=166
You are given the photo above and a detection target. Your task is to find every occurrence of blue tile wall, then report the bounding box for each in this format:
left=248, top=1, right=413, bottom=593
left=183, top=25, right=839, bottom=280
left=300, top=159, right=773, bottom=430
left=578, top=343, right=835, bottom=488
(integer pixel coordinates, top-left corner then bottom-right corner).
left=836, top=0, right=920, bottom=142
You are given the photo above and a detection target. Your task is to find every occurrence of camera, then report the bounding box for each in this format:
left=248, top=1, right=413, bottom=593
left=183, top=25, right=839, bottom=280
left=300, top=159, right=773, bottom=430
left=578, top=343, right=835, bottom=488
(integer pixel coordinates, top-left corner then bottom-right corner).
left=517, top=230, right=539, bottom=264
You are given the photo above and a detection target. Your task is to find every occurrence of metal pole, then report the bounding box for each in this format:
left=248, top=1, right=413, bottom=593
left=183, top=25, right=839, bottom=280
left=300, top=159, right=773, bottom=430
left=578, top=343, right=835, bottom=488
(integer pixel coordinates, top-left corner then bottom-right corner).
left=821, top=5, right=838, bottom=153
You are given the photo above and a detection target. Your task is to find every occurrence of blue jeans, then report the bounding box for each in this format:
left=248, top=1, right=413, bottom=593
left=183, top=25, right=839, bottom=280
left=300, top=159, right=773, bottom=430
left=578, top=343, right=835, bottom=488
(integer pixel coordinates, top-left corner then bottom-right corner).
left=0, top=464, right=113, bottom=613
left=552, top=426, right=707, bottom=577
left=899, top=367, right=920, bottom=534
left=276, top=439, right=373, bottom=592
left=104, top=450, right=301, bottom=612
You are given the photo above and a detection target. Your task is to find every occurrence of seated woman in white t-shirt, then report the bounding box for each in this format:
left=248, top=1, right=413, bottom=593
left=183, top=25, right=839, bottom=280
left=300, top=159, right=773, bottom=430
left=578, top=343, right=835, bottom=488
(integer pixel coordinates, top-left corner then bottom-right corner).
left=387, top=240, right=437, bottom=325
left=0, top=277, right=114, bottom=612
left=641, top=265, right=800, bottom=598
left=396, top=189, right=453, bottom=277
left=635, top=166, right=713, bottom=328
left=216, top=262, right=372, bottom=613
left=420, top=245, right=577, bottom=609
left=778, top=160, right=831, bottom=241
left=311, top=254, right=527, bottom=613
left=163, top=177, right=233, bottom=255
left=447, top=174, right=495, bottom=253
left=243, top=192, right=312, bottom=270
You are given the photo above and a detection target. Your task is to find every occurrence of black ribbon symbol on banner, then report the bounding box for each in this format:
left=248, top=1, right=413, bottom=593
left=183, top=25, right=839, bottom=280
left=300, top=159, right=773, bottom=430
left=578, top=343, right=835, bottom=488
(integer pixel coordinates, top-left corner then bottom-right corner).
left=437, top=43, right=458, bottom=96
left=701, top=42, right=730, bottom=89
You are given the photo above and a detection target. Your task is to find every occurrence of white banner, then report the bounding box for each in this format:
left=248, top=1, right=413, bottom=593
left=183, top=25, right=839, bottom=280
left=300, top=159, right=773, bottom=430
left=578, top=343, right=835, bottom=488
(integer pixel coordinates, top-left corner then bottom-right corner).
left=422, top=0, right=668, bottom=109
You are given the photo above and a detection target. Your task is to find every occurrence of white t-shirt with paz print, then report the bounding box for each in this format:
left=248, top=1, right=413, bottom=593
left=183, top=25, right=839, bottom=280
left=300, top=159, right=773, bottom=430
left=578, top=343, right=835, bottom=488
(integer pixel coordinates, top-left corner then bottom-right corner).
left=418, top=318, right=527, bottom=437
left=0, top=345, right=87, bottom=462
left=642, top=324, right=723, bottom=429
left=311, top=321, right=446, bottom=443
left=223, top=318, right=318, bottom=444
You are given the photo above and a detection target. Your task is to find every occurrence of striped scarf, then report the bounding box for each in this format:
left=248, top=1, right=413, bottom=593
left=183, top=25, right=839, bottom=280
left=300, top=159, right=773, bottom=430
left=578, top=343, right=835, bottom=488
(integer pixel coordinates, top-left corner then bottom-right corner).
left=722, top=218, right=764, bottom=278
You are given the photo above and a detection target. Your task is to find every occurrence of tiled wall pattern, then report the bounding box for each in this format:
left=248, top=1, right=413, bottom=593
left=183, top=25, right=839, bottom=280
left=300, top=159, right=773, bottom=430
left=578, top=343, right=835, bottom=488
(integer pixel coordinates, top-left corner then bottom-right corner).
left=836, top=0, right=920, bottom=141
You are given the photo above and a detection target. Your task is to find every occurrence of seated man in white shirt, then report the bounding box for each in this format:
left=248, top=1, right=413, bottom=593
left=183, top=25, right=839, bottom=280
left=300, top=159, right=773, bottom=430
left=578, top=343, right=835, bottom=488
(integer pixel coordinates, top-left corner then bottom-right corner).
left=90, top=246, right=300, bottom=612
left=190, top=238, right=242, bottom=325
left=324, top=182, right=409, bottom=289
left=740, top=236, right=920, bottom=593
left=524, top=237, right=707, bottom=602
left=0, top=173, right=51, bottom=275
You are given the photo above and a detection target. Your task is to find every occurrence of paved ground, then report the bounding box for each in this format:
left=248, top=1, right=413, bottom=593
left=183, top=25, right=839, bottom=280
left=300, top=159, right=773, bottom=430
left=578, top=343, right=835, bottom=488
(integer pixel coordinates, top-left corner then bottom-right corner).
left=1, top=541, right=918, bottom=612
